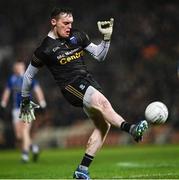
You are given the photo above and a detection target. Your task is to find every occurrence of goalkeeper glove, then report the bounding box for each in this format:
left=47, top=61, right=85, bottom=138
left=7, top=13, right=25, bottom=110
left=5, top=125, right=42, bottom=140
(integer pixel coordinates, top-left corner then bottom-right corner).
left=19, top=97, right=40, bottom=123
left=97, top=18, right=114, bottom=41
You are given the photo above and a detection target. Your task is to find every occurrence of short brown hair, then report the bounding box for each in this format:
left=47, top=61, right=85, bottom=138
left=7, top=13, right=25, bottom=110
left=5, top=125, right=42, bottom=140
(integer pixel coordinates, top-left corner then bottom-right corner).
left=50, top=7, right=72, bottom=19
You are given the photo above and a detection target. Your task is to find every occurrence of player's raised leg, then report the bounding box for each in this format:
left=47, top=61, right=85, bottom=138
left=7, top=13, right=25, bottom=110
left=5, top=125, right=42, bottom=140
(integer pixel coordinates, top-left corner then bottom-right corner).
left=83, top=86, right=148, bottom=141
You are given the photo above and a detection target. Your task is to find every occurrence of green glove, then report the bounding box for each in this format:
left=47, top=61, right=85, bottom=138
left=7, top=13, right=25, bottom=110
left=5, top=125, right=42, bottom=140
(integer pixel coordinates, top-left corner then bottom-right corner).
left=19, top=97, right=40, bottom=123
left=97, top=18, right=114, bottom=41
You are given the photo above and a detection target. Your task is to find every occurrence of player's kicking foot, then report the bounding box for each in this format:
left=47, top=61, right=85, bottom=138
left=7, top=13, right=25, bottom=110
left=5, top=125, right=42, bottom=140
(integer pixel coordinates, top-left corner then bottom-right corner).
left=73, top=166, right=90, bottom=180
left=131, top=120, right=148, bottom=142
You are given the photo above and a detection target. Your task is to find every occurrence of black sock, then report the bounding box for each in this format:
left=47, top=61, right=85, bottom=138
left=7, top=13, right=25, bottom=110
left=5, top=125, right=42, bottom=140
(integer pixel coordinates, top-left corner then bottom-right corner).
left=79, top=153, right=94, bottom=169
left=22, top=150, right=29, bottom=155
left=121, top=121, right=133, bottom=133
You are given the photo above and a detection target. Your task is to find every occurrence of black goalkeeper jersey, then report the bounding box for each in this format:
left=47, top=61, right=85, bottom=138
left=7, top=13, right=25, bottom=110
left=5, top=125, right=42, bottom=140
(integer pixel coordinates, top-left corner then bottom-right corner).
left=31, top=29, right=91, bottom=88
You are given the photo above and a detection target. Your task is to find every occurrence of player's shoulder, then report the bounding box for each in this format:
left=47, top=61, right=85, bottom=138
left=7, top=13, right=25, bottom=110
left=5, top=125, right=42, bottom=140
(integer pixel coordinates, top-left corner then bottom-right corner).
left=71, top=28, right=86, bottom=34
left=7, top=74, right=20, bottom=86
left=8, top=74, right=17, bottom=81
left=69, top=29, right=90, bottom=47
left=37, top=36, right=55, bottom=50
left=35, top=35, right=56, bottom=56
left=71, top=29, right=89, bottom=39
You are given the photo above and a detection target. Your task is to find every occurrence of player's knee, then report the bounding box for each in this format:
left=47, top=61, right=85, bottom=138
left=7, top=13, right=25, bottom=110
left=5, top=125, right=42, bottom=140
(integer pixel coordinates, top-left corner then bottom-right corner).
left=16, top=133, right=22, bottom=141
left=84, top=86, right=112, bottom=112
left=99, top=121, right=111, bottom=137
left=100, top=98, right=112, bottom=111
left=91, top=93, right=112, bottom=112
left=90, top=109, right=111, bottom=135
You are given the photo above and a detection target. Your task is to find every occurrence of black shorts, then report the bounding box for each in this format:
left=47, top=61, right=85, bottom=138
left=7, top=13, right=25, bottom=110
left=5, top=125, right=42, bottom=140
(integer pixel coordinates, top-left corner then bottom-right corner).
left=61, top=74, right=102, bottom=107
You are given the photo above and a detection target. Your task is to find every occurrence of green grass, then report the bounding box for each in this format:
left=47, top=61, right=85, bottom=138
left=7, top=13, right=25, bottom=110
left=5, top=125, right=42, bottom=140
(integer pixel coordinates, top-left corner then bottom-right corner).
left=0, top=144, right=179, bottom=179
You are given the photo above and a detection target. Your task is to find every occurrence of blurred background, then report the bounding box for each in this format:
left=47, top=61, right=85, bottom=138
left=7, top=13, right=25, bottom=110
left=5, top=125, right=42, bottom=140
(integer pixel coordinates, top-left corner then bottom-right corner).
left=0, top=0, right=179, bottom=149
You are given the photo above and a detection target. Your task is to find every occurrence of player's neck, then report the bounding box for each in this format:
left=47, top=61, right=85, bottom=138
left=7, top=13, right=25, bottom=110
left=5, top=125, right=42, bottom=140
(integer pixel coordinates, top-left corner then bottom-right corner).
left=48, top=30, right=58, bottom=39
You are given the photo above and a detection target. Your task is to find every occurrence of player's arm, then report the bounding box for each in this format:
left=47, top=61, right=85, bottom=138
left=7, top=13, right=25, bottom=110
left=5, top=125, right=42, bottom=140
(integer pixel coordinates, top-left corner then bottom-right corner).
left=19, top=63, right=40, bottom=123
left=33, top=84, right=47, bottom=109
left=21, top=63, right=39, bottom=97
left=85, top=41, right=110, bottom=62
left=0, top=87, right=10, bottom=119
left=85, top=18, right=114, bottom=61
left=0, top=77, right=12, bottom=119
left=0, top=87, right=10, bottom=108
left=20, top=53, right=44, bottom=123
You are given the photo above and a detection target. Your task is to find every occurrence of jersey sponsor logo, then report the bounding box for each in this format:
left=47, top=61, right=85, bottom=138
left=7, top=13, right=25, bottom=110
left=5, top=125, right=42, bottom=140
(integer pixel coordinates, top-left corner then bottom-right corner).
left=57, top=48, right=80, bottom=60
left=59, top=50, right=84, bottom=65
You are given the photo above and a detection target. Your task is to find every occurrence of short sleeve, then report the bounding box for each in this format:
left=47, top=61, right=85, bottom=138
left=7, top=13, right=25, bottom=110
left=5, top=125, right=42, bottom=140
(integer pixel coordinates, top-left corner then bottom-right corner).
left=31, top=47, right=45, bottom=68
left=6, top=76, right=12, bottom=89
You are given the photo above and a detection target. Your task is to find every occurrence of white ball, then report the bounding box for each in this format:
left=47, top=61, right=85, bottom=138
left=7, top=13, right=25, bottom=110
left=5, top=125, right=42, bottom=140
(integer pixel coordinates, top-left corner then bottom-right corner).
left=145, top=101, right=168, bottom=124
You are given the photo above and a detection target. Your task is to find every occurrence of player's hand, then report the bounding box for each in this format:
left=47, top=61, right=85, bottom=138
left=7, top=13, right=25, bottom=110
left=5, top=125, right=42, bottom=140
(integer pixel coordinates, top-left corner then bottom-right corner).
left=36, top=100, right=47, bottom=114
left=97, top=18, right=114, bottom=41
left=19, top=97, right=40, bottom=123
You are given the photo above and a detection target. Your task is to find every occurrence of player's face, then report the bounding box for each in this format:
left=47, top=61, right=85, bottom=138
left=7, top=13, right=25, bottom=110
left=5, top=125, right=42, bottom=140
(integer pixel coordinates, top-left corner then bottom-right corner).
left=13, top=62, right=25, bottom=76
left=51, top=13, right=73, bottom=38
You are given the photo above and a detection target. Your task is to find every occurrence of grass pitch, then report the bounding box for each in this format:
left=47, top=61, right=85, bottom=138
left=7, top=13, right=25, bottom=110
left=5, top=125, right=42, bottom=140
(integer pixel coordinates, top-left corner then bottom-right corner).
left=0, top=144, right=179, bottom=179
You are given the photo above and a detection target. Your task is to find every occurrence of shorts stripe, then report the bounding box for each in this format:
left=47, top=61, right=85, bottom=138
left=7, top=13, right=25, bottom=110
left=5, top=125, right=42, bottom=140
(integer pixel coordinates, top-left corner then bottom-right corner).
left=65, top=85, right=84, bottom=100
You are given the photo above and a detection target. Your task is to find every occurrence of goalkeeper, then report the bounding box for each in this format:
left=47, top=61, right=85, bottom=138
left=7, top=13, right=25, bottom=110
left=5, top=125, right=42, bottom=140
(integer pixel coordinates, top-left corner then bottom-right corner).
left=19, top=7, right=148, bottom=179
